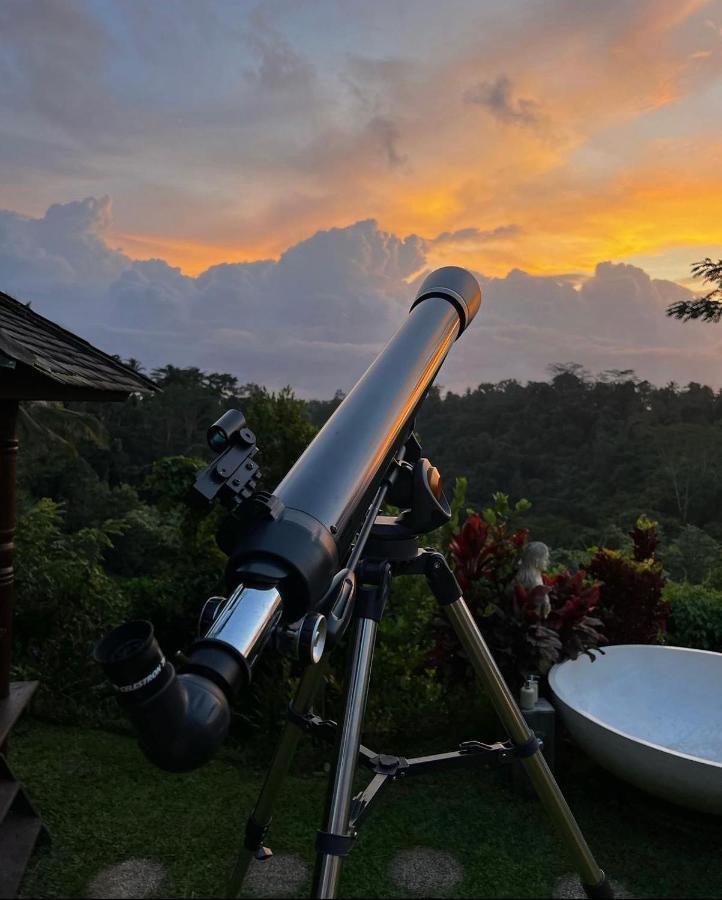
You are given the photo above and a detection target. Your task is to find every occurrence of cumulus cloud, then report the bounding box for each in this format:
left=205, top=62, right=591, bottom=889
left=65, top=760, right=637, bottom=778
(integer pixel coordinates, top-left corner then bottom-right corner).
left=0, top=197, right=718, bottom=397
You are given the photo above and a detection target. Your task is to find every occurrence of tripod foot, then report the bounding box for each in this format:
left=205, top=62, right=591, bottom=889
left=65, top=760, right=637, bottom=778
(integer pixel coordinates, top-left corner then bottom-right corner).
left=583, top=873, right=614, bottom=899
left=255, top=846, right=273, bottom=861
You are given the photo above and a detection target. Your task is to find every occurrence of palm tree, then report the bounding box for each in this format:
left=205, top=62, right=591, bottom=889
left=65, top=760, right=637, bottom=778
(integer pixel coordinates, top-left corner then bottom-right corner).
left=18, top=401, right=107, bottom=453
left=666, top=258, right=722, bottom=323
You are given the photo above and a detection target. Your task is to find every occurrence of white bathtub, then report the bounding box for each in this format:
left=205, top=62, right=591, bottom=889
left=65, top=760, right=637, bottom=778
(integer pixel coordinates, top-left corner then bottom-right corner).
left=548, top=644, right=722, bottom=814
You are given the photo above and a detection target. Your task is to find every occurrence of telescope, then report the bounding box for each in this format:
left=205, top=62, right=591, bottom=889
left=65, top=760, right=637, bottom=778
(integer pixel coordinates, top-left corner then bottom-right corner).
left=95, top=267, right=614, bottom=899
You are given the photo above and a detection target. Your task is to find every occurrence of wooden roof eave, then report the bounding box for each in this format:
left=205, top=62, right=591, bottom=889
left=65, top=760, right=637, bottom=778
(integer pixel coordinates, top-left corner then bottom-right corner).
left=0, top=362, right=134, bottom=402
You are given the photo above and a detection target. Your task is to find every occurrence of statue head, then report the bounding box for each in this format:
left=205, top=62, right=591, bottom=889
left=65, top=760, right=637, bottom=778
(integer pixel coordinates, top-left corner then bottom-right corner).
left=521, top=541, right=550, bottom=573
left=517, top=541, right=552, bottom=616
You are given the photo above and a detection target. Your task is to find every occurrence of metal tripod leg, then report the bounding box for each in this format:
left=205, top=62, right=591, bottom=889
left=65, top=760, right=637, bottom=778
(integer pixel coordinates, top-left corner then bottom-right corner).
left=313, top=615, right=378, bottom=899
left=445, top=598, right=614, bottom=900
left=228, top=660, right=328, bottom=899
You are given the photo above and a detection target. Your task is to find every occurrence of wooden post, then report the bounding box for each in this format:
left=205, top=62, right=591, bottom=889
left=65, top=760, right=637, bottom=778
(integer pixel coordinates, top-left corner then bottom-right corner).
left=0, top=399, right=18, bottom=700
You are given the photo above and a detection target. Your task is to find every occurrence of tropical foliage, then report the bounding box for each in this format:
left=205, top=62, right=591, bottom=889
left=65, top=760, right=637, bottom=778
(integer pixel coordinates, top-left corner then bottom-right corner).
left=10, top=363, right=722, bottom=733
left=437, top=493, right=605, bottom=690
left=664, top=582, right=722, bottom=653
left=413, top=368, right=722, bottom=550
left=666, top=258, right=722, bottom=323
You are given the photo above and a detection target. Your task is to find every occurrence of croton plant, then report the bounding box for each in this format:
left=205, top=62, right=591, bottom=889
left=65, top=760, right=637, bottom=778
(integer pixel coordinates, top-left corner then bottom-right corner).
left=588, top=514, right=668, bottom=644
left=433, top=493, right=606, bottom=691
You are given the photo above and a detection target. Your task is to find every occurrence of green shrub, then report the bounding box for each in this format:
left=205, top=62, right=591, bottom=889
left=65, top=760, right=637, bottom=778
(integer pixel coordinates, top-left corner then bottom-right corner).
left=662, top=525, right=721, bottom=584
left=663, top=582, right=722, bottom=652
left=12, top=499, right=132, bottom=724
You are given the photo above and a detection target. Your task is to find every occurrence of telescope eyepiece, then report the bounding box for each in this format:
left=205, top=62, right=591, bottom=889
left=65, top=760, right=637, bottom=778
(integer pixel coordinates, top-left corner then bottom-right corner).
left=94, top=620, right=171, bottom=701
left=94, top=620, right=231, bottom=773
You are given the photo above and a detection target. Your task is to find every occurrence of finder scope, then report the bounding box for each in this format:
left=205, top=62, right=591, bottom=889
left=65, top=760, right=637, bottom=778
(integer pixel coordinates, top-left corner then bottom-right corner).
left=95, top=266, right=481, bottom=772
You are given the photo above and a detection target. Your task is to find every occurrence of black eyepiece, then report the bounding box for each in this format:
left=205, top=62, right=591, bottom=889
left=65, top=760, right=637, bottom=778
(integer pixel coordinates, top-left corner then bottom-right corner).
left=94, top=620, right=169, bottom=699
left=94, top=621, right=234, bottom=773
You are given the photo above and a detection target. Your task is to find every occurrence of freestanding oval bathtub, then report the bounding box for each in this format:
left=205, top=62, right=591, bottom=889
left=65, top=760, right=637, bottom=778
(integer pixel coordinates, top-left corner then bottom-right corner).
left=549, top=644, right=722, bottom=814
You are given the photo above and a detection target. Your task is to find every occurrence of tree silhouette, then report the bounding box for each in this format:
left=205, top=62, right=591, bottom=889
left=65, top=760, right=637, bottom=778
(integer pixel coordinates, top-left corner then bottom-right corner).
left=666, top=258, right=722, bottom=323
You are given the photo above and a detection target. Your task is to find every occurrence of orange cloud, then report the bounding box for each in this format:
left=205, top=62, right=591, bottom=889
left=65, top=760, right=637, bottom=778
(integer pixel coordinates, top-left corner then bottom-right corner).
left=106, top=230, right=279, bottom=276
left=97, top=0, right=722, bottom=284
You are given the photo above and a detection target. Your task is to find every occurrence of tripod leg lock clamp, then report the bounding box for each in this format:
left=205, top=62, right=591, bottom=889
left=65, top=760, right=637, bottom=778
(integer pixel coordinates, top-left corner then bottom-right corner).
left=316, top=830, right=357, bottom=857
left=425, top=551, right=463, bottom=606
left=513, top=733, right=543, bottom=759
left=286, top=704, right=337, bottom=743
left=244, top=816, right=271, bottom=852
left=355, top=561, right=392, bottom=622
left=394, top=550, right=462, bottom=606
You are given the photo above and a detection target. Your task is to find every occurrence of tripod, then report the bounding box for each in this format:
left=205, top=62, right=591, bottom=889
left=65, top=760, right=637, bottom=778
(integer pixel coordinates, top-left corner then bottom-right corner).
left=228, top=533, right=614, bottom=898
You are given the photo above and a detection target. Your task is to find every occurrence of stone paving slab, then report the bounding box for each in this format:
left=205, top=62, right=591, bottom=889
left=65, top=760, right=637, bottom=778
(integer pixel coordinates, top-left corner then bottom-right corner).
left=86, top=858, right=165, bottom=899
left=84, top=851, right=635, bottom=898
left=388, top=847, right=464, bottom=897
left=242, top=852, right=309, bottom=898
left=552, top=873, right=635, bottom=899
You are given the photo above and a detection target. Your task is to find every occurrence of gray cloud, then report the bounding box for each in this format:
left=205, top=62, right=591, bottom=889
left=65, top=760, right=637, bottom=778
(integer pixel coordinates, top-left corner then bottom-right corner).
left=0, top=196, right=717, bottom=397
left=367, top=116, right=407, bottom=168
left=0, top=1, right=113, bottom=136
left=431, top=225, right=521, bottom=245
left=464, top=75, right=542, bottom=126
left=242, top=18, right=315, bottom=91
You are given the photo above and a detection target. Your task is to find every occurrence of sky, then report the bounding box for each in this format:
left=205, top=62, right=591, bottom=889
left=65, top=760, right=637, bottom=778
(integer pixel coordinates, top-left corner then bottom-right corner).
left=1, top=0, right=722, bottom=396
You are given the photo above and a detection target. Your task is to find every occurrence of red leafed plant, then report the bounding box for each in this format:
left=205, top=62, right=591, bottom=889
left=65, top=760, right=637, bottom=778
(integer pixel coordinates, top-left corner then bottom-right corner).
left=436, top=493, right=606, bottom=691
left=588, top=515, right=668, bottom=644
left=544, top=569, right=606, bottom=662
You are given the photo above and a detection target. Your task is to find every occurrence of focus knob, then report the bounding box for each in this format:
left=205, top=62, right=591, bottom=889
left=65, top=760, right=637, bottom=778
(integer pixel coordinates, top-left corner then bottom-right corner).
left=299, top=613, right=327, bottom=665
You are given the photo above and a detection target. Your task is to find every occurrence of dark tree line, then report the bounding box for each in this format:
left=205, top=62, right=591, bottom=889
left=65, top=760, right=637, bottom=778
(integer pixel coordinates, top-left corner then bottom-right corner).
left=412, top=368, right=722, bottom=550
left=18, top=362, right=722, bottom=557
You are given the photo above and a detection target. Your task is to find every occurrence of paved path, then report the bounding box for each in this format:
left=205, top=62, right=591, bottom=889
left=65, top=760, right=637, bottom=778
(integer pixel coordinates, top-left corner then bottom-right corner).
left=388, top=847, right=464, bottom=896
left=86, top=859, right=165, bottom=899
left=242, top=853, right=309, bottom=898
left=553, top=873, right=635, bottom=899
left=86, top=851, right=634, bottom=897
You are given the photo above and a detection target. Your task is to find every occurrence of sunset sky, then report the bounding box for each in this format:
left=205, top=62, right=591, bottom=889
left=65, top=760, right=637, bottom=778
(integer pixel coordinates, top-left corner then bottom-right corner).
left=2, top=0, right=722, bottom=395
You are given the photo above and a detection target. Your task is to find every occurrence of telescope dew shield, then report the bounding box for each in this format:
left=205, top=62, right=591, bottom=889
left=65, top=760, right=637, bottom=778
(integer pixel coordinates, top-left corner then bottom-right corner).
left=226, top=266, right=481, bottom=611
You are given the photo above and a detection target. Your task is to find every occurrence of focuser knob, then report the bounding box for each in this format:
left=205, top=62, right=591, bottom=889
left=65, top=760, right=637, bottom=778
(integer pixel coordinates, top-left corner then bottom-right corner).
left=275, top=612, right=327, bottom=664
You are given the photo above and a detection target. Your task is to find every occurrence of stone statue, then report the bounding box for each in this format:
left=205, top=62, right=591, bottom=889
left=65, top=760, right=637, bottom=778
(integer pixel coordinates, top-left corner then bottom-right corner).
left=517, top=541, right=551, bottom=618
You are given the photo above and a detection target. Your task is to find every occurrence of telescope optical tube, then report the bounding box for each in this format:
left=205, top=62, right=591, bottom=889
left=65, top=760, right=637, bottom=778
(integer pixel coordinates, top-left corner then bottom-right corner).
left=95, top=266, right=481, bottom=772
left=225, top=266, right=481, bottom=612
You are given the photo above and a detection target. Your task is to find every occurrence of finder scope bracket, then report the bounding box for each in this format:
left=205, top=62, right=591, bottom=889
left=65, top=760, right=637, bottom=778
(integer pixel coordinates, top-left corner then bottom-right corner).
left=193, top=408, right=262, bottom=514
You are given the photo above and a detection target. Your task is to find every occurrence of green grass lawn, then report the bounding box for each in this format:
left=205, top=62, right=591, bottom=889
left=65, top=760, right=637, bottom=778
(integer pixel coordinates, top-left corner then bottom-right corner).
left=10, top=718, right=722, bottom=898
